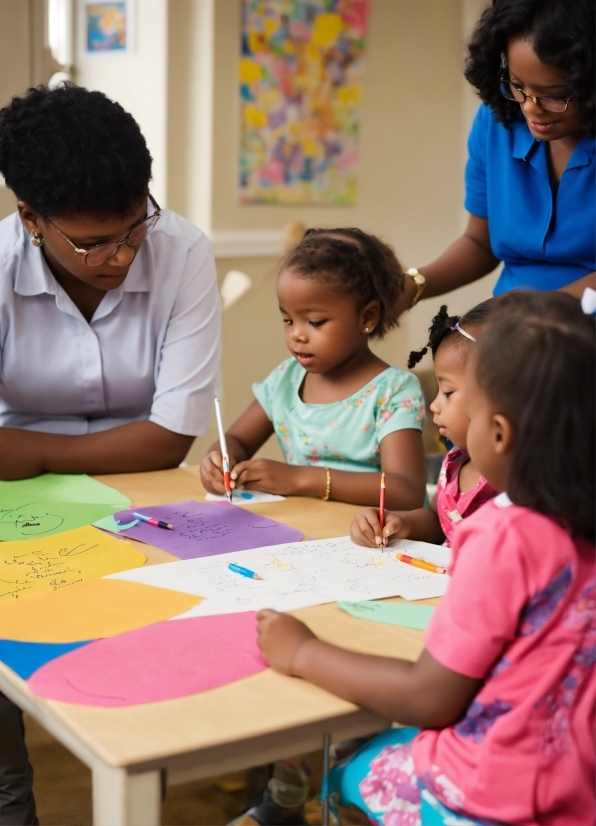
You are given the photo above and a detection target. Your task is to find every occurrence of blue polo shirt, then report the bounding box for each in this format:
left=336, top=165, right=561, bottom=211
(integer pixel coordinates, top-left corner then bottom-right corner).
left=465, top=104, right=596, bottom=295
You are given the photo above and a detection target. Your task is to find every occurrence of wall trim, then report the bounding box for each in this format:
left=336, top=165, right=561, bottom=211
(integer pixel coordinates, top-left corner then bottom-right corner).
left=209, top=229, right=284, bottom=259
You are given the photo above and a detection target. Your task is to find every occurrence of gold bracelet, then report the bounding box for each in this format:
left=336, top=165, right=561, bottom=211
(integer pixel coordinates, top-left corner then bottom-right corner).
left=322, top=467, right=331, bottom=501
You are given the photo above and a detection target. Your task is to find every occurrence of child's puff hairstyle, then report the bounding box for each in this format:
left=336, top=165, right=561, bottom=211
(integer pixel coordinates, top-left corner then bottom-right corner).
left=476, top=291, right=595, bottom=542
left=0, top=84, right=152, bottom=218
left=280, top=228, right=404, bottom=339
left=464, top=0, right=595, bottom=135
left=407, top=299, right=495, bottom=369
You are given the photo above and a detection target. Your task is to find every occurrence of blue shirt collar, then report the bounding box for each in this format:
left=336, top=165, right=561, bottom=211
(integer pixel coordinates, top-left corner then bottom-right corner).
left=512, top=120, right=595, bottom=169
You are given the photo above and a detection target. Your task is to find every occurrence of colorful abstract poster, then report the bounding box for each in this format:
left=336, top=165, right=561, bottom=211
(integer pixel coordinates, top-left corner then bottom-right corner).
left=85, top=2, right=129, bottom=53
left=239, top=0, right=369, bottom=205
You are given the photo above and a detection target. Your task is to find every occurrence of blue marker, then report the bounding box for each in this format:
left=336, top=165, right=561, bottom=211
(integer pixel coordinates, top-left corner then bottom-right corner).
left=228, top=562, right=262, bottom=580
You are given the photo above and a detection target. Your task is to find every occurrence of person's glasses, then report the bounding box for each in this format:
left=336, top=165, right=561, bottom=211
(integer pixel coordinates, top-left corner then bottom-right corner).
left=45, top=194, right=161, bottom=266
left=499, top=74, right=571, bottom=114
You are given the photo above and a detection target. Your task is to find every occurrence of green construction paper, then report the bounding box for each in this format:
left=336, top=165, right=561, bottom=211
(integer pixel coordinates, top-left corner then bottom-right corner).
left=0, top=474, right=131, bottom=541
left=338, top=600, right=435, bottom=630
left=0, top=474, right=131, bottom=508
left=0, top=502, right=122, bottom=541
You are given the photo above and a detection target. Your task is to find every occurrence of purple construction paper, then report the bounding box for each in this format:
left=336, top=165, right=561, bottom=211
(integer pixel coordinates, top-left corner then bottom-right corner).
left=111, top=501, right=304, bottom=560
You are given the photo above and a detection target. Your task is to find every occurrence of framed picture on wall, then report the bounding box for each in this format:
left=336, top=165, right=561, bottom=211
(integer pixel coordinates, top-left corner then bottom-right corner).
left=82, top=0, right=134, bottom=55
left=239, top=0, right=370, bottom=205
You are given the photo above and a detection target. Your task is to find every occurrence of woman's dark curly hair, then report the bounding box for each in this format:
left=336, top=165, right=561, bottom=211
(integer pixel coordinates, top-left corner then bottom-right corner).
left=0, top=83, right=152, bottom=217
left=280, top=228, right=405, bottom=339
left=408, top=299, right=495, bottom=368
left=464, top=0, right=595, bottom=134
left=475, top=291, right=595, bottom=541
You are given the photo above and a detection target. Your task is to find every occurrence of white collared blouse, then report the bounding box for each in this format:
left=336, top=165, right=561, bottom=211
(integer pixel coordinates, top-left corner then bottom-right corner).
left=0, top=209, right=221, bottom=436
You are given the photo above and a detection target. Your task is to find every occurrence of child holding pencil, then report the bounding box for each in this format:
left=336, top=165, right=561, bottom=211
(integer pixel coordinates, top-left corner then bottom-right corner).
left=257, top=291, right=596, bottom=826
left=352, top=301, right=497, bottom=548
left=201, top=229, right=427, bottom=510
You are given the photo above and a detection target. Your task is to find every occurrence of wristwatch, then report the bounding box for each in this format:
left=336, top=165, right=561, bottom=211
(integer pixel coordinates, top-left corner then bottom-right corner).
left=405, top=268, right=426, bottom=308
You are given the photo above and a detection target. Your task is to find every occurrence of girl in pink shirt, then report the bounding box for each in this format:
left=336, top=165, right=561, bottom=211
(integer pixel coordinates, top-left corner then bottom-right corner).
left=256, top=291, right=596, bottom=826
left=351, top=301, right=497, bottom=549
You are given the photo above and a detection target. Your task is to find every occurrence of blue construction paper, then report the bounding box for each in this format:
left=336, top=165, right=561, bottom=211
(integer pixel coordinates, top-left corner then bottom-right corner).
left=0, top=639, right=93, bottom=680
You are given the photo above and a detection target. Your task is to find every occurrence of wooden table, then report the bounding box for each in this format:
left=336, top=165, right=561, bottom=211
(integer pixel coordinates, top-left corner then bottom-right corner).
left=0, top=467, right=428, bottom=826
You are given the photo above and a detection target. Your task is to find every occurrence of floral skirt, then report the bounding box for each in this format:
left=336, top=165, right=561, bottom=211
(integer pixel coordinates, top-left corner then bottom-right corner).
left=322, top=728, right=486, bottom=826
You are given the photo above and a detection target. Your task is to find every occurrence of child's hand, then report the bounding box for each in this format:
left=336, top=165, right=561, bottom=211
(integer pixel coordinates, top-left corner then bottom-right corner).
left=232, top=458, right=301, bottom=496
left=200, top=450, right=238, bottom=494
left=256, top=609, right=316, bottom=676
left=350, top=508, right=410, bottom=548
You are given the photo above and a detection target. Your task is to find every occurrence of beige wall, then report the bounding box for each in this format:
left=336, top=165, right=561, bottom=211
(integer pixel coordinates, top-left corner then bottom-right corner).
left=179, top=0, right=497, bottom=465
left=0, top=0, right=56, bottom=220
left=0, top=0, right=497, bottom=466
left=73, top=0, right=169, bottom=205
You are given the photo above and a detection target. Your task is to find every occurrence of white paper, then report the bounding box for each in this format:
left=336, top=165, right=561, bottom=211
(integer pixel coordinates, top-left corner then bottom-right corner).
left=205, top=490, right=286, bottom=505
left=109, top=536, right=449, bottom=617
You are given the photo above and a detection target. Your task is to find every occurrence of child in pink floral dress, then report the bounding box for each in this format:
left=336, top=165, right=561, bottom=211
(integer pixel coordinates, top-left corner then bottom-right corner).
left=256, top=291, right=596, bottom=826
left=351, top=302, right=497, bottom=549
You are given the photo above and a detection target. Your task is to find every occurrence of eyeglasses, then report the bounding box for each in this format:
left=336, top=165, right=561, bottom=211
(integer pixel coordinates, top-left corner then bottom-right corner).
left=499, top=75, right=572, bottom=114
left=45, top=194, right=161, bottom=266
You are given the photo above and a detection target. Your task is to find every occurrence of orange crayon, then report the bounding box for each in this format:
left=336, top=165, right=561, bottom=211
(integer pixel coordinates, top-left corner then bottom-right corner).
left=396, top=553, right=447, bottom=575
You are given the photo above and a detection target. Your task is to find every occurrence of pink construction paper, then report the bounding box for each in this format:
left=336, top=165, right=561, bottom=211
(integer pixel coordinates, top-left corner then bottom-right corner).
left=110, top=500, right=304, bottom=560
left=28, top=612, right=266, bottom=707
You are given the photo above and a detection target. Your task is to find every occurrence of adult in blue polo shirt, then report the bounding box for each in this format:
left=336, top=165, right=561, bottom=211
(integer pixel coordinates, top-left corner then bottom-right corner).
left=403, top=0, right=595, bottom=309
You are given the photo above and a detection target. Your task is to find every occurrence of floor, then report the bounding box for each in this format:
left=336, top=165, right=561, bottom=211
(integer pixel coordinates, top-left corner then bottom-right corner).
left=25, top=714, right=326, bottom=826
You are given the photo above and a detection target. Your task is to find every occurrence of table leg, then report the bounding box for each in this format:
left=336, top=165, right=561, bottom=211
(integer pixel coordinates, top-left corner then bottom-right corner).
left=92, top=763, right=161, bottom=826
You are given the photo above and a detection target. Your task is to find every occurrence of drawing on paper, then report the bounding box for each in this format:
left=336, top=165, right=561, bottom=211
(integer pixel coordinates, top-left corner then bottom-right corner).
left=266, top=558, right=293, bottom=571
left=112, top=536, right=450, bottom=617
left=0, top=505, right=64, bottom=537
left=239, top=0, right=370, bottom=204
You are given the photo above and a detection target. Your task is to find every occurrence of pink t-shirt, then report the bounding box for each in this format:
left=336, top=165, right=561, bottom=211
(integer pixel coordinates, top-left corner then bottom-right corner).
left=413, top=494, right=596, bottom=825
left=436, top=447, right=497, bottom=545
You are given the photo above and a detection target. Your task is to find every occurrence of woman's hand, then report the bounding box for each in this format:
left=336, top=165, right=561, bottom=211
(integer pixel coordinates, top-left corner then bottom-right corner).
left=200, top=450, right=239, bottom=494
left=231, top=458, right=305, bottom=496
left=256, top=609, right=316, bottom=676
left=350, top=507, right=411, bottom=547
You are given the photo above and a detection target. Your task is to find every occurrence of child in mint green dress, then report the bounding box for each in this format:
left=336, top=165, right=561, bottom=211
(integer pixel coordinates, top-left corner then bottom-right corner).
left=201, top=227, right=427, bottom=510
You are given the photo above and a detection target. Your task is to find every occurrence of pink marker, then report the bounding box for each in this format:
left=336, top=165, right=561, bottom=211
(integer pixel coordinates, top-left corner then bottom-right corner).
left=132, top=512, right=174, bottom=531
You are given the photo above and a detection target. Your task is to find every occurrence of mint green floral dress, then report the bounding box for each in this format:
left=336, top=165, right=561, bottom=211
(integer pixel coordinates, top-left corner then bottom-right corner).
left=252, top=359, right=425, bottom=472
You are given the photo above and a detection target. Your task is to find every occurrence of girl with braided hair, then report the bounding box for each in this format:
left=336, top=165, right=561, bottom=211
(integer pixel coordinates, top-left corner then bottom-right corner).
left=352, top=300, right=497, bottom=548
left=201, top=228, right=427, bottom=509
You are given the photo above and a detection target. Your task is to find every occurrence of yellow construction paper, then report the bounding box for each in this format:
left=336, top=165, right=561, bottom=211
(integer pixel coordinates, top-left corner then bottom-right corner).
left=0, top=578, right=202, bottom=643
left=0, top=526, right=146, bottom=603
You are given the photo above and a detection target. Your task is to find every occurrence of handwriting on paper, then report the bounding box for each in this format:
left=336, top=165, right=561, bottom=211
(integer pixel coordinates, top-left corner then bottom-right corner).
left=0, top=527, right=146, bottom=602
left=108, top=501, right=304, bottom=560
left=111, top=536, right=449, bottom=616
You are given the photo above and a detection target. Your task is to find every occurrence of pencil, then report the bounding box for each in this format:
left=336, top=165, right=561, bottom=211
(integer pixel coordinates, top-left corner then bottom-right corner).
left=396, top=553, right=447, bottom=575
left=379, top=472, right=386, bottom=549
left=213, top=396, right=233, bottom=502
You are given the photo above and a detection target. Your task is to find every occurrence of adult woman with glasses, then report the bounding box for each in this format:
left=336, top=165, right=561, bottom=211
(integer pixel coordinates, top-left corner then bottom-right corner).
left=0, top=84, right=221, bottom=826
left=403, top=0, right=595, bottom=311
left=0, top=84, right=220, bottom=485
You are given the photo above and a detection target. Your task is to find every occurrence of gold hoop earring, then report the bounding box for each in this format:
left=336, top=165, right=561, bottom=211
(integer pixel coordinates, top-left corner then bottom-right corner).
left=30, top=232, right=44, bottom=247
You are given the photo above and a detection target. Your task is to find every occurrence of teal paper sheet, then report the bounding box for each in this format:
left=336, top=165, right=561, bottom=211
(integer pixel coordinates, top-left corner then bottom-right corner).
left=338, top=600, right=435, bottom=630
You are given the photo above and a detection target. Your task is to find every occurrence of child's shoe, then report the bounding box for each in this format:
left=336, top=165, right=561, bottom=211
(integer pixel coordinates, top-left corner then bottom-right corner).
left=229, top=759, right=310, bottom=826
